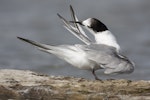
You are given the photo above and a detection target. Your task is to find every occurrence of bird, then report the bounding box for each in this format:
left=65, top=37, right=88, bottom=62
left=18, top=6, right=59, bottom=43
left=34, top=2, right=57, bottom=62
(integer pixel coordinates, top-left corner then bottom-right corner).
left=57, top=5, right=134, bottom=78
left=17, top=5, right=134, bottom=80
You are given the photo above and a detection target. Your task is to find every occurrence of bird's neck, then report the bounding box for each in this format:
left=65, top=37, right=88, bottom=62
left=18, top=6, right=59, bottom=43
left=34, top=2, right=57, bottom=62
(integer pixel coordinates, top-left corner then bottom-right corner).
left=94, top=30, right=120, bottom=51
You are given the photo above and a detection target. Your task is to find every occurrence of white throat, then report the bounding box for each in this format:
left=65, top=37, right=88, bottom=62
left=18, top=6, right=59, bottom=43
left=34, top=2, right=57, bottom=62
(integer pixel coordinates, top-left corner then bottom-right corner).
left=94, top=30, right=120, bottom=52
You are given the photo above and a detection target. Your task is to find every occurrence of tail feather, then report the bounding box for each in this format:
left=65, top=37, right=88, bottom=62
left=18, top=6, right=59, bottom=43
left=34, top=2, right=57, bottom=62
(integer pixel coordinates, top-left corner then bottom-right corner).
left=17, top=37, right=50, bottom=50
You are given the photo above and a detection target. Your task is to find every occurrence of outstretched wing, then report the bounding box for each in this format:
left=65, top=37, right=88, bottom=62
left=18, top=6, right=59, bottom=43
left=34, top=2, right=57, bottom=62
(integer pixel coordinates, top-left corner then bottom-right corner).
left=69, top=5, right=90, bottom=40
left=57, top=6, right=92, bottom=45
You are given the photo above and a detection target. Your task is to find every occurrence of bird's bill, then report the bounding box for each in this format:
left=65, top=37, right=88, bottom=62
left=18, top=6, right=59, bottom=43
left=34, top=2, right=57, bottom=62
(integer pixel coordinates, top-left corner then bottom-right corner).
left=69, top=21, right=83, bottom=25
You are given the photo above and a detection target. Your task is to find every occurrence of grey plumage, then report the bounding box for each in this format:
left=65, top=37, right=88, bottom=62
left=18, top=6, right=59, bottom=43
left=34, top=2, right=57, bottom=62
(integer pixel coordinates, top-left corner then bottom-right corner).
left=17, top=37, right=134, bottom=75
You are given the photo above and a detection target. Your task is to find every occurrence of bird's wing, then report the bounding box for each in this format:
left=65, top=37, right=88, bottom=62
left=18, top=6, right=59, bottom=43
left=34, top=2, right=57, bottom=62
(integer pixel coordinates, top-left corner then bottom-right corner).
left=17, top=37, right=51, bottom=50
left=69, top=5, right=90, bottom=40
left=57, top=7, right=92, bottom=45
left=17, top=37, right=78, bottom=54
left=78, top=43, right=134, bottom=74
left=76, top=44, right=120, bottom=68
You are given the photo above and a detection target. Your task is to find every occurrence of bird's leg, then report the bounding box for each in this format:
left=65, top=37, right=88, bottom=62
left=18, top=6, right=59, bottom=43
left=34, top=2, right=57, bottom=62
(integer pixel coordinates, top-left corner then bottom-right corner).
left=92, top=69, right=101, bottom=81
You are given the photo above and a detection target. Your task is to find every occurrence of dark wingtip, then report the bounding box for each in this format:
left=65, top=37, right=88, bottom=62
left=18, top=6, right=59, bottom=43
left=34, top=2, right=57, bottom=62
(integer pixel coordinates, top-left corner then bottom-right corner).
left=69, top=5, right=73, bottom=10
left=17, top=36, right=21, bottom=39
left=57, top=13, right=62, bottom=18
left=17, top=36, right=25, bottom=41
left=17, top=36, right=49, bottom=50
left=57, top=13, right=65, bottom=21
left=17, top=36, right=31, bottom=43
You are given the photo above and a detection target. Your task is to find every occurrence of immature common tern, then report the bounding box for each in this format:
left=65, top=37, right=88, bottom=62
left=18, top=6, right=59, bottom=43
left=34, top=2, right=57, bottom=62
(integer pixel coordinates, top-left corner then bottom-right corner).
left=17, top=5, right=134, bottom=80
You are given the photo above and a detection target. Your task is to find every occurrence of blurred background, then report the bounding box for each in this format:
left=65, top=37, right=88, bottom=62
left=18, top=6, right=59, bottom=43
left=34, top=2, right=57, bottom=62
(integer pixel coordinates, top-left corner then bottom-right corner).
left=0, top=0, right=150, bottom=80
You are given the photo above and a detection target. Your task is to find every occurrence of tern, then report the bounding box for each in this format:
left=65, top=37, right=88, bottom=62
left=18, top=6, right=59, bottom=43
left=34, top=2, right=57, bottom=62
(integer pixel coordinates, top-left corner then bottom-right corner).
left=17, top=5, right=134, bottom=80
